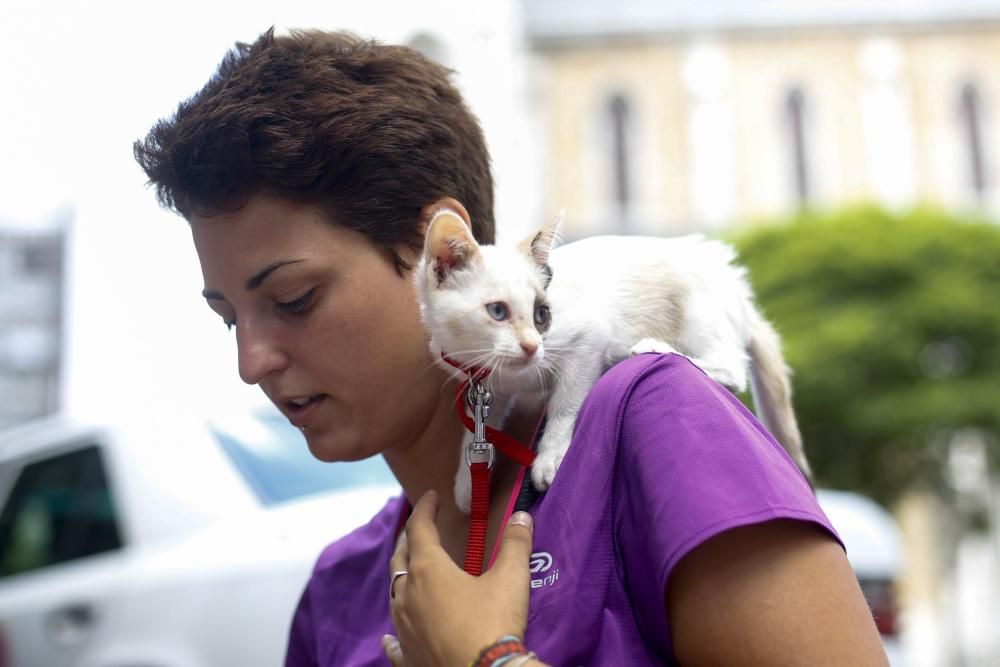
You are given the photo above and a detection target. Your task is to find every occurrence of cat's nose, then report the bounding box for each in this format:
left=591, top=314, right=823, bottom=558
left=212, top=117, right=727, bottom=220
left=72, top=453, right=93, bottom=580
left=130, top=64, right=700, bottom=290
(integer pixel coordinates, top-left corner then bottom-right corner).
left=520, top=341, right=538, bottom=357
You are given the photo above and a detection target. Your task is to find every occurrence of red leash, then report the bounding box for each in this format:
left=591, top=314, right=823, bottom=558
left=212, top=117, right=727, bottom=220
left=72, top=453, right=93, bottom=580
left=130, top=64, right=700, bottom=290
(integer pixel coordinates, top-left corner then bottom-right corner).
left=465, top=459, right=491, bottom=575
left=443, top=355, right=536, bottom=575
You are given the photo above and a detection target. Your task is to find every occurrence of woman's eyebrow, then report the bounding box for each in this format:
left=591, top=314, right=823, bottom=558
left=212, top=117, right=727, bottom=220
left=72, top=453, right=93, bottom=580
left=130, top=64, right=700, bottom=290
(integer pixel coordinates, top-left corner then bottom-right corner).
left=201, top=259, right=306, bottom=301
left=246, top=259, right=305, bottom=290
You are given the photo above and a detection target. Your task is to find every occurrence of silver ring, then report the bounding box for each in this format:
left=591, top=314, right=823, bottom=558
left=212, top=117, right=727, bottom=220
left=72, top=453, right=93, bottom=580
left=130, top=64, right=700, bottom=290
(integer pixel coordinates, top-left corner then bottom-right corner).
left=390, top=570, right=408, bottom=600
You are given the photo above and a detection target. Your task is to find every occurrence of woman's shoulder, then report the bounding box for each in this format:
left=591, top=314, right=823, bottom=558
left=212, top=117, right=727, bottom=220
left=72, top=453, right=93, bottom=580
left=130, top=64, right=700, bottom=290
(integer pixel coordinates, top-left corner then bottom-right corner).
left=578, top=351, right=756, bottom=449
left=587, top=351, right=738, bottom=413
left=591, top=352, right=834, bottom=563
left=573, top=351, right=829, bottom=557
left=289, top=495, right=402, bottom=666
left=311, top=494, right=405, bottom=578
left=582, top=351, right=815, bottom=500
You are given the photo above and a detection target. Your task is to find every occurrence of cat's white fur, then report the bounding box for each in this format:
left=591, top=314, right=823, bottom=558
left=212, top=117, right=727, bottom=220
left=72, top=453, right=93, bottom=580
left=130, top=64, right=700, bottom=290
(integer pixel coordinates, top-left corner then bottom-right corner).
left=415, top=209, right=811, bottom=512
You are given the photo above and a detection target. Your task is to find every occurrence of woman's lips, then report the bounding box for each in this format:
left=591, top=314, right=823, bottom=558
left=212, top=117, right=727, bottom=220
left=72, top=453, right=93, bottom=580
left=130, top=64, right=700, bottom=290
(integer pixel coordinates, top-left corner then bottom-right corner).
left=285, top=394, right=326, bottom=427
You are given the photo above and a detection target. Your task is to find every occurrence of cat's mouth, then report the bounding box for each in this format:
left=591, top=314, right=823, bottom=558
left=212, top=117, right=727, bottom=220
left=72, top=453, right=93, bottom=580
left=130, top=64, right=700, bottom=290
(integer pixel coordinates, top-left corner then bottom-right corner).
left=505, top=356, right=541, bottom=371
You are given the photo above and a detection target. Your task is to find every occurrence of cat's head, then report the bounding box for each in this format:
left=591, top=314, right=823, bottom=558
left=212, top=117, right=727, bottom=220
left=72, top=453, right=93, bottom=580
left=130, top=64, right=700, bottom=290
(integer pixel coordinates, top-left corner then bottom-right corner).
left=414, top=206, right=560, bottom=382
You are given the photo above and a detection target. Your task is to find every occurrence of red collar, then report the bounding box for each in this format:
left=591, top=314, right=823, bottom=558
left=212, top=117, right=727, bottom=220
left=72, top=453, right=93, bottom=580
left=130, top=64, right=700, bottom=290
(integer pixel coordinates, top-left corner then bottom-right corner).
left=441, top=353, right=537, bottom=468
left=440, top=352, right=490, bottom=382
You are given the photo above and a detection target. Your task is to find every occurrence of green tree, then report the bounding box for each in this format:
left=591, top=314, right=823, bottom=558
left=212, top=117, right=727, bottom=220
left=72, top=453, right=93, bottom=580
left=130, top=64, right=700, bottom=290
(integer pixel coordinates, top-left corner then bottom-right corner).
left=732, top=205, right=1000, bottom=506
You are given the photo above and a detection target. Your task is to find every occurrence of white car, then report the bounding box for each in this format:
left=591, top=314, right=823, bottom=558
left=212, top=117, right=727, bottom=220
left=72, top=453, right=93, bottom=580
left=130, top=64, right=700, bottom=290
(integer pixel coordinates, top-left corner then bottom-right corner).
left=0, top=408, right=399, bottom=667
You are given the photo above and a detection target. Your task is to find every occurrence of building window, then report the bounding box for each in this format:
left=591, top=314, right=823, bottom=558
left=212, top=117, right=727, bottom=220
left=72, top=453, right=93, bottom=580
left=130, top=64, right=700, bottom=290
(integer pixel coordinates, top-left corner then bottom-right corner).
left=785, top=87, right=811, bottom=206
left=960, top=82, right=988, bottom=200
left=608, top=94, right=632, bottom=214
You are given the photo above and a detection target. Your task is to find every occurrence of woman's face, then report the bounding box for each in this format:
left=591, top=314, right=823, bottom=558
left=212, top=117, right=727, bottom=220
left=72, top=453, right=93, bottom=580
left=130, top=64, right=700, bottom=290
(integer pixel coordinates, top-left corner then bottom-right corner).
left=191, top=195, right=444, bottom=462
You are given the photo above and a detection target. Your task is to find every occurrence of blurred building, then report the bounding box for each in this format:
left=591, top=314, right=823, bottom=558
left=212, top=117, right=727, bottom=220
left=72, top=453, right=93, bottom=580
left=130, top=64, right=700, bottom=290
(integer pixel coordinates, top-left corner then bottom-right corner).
left=0, top=223, right=66, bottom=431
left=524, top=0, right=1000, bottom=236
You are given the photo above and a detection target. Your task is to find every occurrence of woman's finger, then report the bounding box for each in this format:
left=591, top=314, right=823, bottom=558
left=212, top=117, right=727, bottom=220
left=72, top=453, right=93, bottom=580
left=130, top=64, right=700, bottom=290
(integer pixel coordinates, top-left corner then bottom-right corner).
left=405, top=490, right=443, bottom=551
left=389, top=529, right=410, bottom=608
left=489, top=511, right=534, bottom=588
left=382, top=634, right=406, bottom=667
left=389, top=528, right=409, bottom=575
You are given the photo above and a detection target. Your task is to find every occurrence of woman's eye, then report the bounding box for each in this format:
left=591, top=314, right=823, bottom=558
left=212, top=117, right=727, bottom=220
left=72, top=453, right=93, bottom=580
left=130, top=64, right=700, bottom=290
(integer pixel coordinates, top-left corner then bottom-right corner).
left=277, top=288, right=317, bottom=315
left=534, top=304, right=550, bottom=327
left=485, top=302, right=509, bottom=321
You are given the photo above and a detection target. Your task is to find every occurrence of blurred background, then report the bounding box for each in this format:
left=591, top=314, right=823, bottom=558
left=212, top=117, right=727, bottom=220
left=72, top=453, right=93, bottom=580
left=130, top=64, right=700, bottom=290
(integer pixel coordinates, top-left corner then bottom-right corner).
left=1, top=1, right=998, bottom=665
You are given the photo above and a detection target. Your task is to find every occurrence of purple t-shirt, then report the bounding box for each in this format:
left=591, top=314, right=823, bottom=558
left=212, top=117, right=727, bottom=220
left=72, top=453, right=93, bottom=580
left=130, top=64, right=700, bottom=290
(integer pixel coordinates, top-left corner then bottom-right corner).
left=285, top=353, right=838, bottom=666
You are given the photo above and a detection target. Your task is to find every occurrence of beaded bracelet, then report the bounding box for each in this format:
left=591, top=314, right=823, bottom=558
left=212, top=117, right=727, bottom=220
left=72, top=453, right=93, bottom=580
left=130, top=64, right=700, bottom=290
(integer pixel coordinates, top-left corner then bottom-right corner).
left=469, top=634, right=537, bottom=667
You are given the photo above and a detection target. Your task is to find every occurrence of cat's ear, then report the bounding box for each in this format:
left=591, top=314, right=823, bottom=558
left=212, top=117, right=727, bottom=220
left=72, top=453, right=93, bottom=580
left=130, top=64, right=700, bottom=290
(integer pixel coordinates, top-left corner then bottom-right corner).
left=519, top=210, right=563, bottom=267
left=423, top=208, right=480, bottom=286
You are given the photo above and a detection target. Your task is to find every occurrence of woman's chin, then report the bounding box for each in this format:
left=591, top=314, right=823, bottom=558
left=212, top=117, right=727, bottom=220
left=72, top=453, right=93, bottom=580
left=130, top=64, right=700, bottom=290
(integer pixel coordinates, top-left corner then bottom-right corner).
left=304, top=431, right=370, bottom=463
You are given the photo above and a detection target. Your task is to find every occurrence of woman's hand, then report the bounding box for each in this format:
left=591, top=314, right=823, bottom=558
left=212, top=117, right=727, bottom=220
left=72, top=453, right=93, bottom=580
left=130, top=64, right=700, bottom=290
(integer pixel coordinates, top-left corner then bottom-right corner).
left=383, top=490, right=534, bottom=667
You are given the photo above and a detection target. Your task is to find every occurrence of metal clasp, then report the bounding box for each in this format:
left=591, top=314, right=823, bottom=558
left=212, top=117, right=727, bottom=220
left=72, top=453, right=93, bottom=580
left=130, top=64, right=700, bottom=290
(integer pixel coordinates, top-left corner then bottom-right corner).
left=465, top=379, right=495, bottom=469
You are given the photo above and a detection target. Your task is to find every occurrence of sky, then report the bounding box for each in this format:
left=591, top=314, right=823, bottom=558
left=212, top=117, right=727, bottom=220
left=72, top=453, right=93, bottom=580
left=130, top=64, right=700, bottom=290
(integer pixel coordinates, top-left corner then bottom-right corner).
left=0, top=0, right=535, bottom=420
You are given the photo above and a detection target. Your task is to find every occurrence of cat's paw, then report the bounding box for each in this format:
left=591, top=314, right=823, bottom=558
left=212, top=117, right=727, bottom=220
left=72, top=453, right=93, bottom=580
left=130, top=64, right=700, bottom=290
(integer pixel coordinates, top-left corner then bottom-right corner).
left=702, top=365, right=746, bottom=391
left=530, top=416, right=573, bottom=491
left=630, top=337, right=681, bottom=357
left=531, top=448, right=564, bottom=491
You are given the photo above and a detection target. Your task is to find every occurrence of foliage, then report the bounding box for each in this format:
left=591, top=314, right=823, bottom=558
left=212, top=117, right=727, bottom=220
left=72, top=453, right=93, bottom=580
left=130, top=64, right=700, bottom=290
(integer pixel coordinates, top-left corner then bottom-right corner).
left=730, top=205, right=1000, bottom=505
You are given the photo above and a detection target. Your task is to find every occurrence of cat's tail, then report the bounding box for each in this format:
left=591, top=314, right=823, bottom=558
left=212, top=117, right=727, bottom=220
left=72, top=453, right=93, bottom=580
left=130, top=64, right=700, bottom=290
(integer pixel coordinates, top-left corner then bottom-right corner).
left=746, top=308, right=814, bottom=485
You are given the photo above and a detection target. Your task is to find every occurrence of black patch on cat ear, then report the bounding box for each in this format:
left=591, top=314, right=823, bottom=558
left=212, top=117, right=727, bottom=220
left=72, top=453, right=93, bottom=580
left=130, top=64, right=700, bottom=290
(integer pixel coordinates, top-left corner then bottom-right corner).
left=528, top=231, right=552, bottom=267
left=522, top=211, right=562, bottom=269
left=538, top=263, right=553, bottom=290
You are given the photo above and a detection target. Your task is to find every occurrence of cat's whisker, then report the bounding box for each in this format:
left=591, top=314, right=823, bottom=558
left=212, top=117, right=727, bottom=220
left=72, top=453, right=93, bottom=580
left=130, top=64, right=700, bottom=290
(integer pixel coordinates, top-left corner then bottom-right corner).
left=540, top=349, right=571, bottom=363
left=421, top=357, right=454, bottom=377
left=443, top=348, right=502, bottom=366
left=487, top=353, right=508, bottom=389
left=530, top=365, right=547, bottom=396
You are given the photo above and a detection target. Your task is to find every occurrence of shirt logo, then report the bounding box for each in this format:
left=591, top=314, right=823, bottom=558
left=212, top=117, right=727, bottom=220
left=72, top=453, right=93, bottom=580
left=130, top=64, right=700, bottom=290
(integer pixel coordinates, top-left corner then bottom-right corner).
left=529, top=551, right=553, bottom=573
left=529, top=551, right=559, bottom=589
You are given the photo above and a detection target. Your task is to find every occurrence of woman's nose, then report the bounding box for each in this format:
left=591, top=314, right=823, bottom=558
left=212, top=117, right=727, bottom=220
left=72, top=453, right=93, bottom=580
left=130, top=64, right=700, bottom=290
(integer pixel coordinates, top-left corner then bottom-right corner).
left=236, top=320, right=288, bottom=385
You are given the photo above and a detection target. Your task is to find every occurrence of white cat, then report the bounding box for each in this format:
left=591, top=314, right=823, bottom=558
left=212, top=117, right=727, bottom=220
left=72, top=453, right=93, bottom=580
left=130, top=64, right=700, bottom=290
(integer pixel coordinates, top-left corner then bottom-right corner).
left=415, top=208, right=812, bottom=512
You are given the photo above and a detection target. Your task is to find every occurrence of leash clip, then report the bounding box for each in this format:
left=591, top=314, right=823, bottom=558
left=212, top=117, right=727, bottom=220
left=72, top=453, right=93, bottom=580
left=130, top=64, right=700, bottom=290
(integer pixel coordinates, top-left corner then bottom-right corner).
left=465, top=379, right=495, bottom=469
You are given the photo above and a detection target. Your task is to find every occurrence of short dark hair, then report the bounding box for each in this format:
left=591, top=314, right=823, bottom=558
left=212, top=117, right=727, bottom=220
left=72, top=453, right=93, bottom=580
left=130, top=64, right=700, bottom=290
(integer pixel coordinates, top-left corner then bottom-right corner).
left=134, top=28, right=494, bottom=271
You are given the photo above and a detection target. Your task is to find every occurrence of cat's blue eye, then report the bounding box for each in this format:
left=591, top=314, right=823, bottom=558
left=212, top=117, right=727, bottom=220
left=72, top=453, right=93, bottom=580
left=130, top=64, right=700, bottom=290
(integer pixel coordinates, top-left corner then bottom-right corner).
left=486, top=302, right=509, bottom=321
left=534, top=304, right=551, bottom=327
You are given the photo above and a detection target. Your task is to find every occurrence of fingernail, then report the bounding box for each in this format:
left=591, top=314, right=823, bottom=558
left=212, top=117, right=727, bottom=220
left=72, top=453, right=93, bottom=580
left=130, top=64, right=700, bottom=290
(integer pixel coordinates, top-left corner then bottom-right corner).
left=510, top=511, right=532, bottom=528
left=382, top=634, right=398, bottom=648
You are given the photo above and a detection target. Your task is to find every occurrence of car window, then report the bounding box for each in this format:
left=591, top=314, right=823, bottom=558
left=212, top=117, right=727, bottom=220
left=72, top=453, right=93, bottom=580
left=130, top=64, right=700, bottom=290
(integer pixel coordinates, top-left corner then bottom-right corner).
left=210, top=413, right=397, bottom=506
left=0, top=445, right=123, bottom=578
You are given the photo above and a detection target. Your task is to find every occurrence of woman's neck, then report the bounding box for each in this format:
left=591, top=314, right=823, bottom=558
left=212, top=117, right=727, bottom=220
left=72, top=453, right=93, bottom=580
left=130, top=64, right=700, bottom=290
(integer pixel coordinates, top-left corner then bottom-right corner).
left=382, top=376, right=467, bottom=508
left=383, top=380, right=542, bottom=564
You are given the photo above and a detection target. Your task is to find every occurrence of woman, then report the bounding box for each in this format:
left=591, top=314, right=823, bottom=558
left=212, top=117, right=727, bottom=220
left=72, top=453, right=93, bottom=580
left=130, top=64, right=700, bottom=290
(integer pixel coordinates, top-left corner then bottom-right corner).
left=135, top=28, right=888, bottom=666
